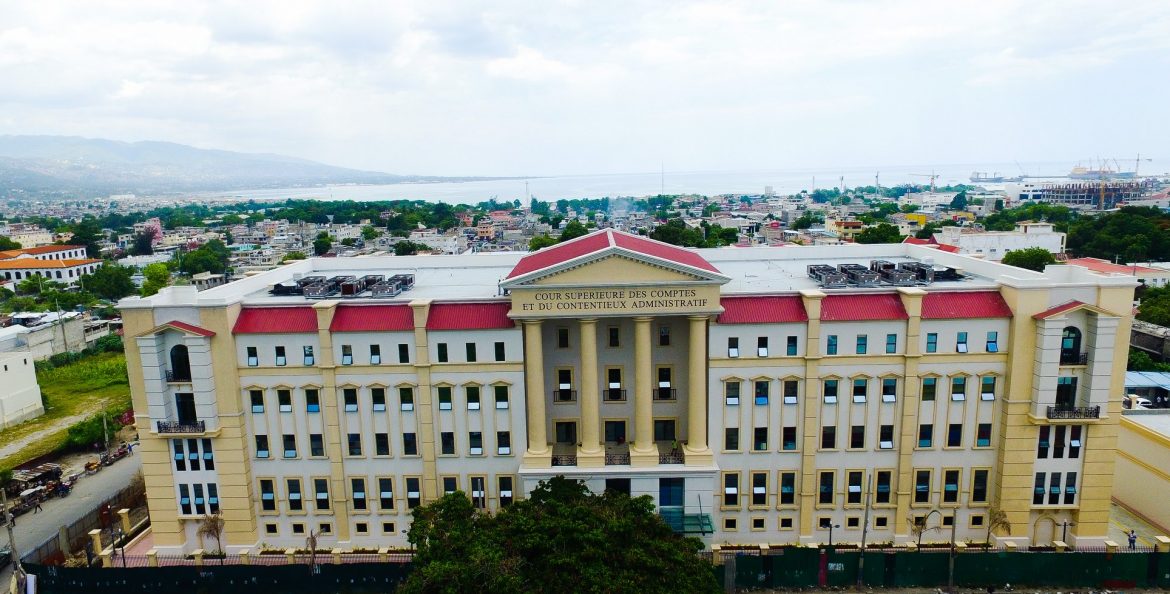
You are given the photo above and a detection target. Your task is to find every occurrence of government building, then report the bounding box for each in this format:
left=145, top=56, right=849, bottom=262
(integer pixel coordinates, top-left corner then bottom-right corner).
left=118, top=229, right=1134, bottom=553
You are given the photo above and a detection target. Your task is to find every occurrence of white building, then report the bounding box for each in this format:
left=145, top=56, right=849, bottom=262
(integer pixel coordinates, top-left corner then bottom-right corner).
left=0, top=351, right=44, bottom=429
left=933, top=222, right=1067, bottom=261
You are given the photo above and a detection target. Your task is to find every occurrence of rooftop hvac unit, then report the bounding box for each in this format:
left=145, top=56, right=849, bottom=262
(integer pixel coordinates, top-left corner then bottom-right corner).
left=808, top=264, right=847, bottom=288
left=371, top=281, right=403, bottom=298
left=390, top=273, right=415, bottom=290
left=871, top=261, right=916, bottom=286
left=303, top=282, right=337, bottom=298
left=837, top=264, right=880, bottom=286
left=297, top=275, right=325, bottom=288
left=897, top=262, right=935, bottom=283
left=269, top=282, right=303, bottom=296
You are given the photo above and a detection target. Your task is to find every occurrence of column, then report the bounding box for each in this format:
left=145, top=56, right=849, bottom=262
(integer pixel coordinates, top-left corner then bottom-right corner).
left=522, top=320, right=550, bottom=464
left=578, top=318, right=603, bottom=466
left=631, top=316, right=659, bottom=466
left=684, top=315, right=712, bottom=465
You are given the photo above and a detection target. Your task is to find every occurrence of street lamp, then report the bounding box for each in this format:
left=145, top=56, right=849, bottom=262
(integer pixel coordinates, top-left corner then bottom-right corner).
left=823, top=522, right=841, bottom=548
left=1060, top=520, right=1076, bottom=544
left=921, top=509, right=958, bottom=594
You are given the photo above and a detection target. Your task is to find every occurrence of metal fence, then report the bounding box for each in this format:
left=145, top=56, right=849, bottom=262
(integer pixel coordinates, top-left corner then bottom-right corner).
left=21, top=483, right=147, bottom=565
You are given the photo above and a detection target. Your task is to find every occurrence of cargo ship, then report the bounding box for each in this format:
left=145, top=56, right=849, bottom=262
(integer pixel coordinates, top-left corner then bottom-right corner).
left=1068, top=165, right=1136, bottom=180
left=970, top=172, right=1022, bottom=183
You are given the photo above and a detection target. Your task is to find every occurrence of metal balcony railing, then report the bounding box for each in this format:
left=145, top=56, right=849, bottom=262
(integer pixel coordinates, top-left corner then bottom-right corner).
left=1059, top=352, right=1088, bottom=365
left=605, top=452, right=630, bottom=465
left=165, top=369, right=192, bottom=383
left=655, top=388, right=678, bottom=401
left=659, top=450, right=684, bottom=464
left=604, top=389, right=627, bottom=401
left=156, top=420, right=206, bottom=434
left=1046, top=406, right=1100, bottom=420
left=551, top=454, right=577, bottom=467
left=552, top=389, right=577, bottom=402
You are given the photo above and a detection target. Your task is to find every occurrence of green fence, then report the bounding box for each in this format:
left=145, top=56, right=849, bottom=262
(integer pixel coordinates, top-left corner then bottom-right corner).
left=25, top=562, right=413, bottom=594
left=721, top=548, right=1170, bottom=590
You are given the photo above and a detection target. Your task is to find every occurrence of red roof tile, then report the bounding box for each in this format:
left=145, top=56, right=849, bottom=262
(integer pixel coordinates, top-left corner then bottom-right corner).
left=504, top=229, right=719, bottom=280
left=922, top=291, right=1013, bottom=319
left=504, top=232, right=613, bottom=279
left=426, top=302, right=515, bottom=330
left=902, top=237, right=932, bottom=245
left=935, top=244, right=960, bottom=253
left=1066, top=257, right=1162, bottom=275
left=611, top=231, right=721, bottom=274
left=820, top=294, right=908, bottom=321
left=1032, top=300, right=1087, bottom=320
left=161, top=320, right=216, bottom=337
left=718, top=296, right=807, bottom=324
left=233, top=307, right=318, bottom=334
left=330, top=305, right=414, bottom=332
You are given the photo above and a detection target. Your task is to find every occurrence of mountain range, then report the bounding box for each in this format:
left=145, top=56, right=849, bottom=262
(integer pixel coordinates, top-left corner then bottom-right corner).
left=0, top=135, right=483, bottom=197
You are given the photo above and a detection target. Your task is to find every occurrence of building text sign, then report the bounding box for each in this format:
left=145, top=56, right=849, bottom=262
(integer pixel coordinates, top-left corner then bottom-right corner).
left=509, top=284, right=723, bottom=319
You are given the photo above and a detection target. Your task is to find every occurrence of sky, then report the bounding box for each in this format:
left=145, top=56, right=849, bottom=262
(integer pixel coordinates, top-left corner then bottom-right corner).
left=0, top=1, right=1167, bottom=177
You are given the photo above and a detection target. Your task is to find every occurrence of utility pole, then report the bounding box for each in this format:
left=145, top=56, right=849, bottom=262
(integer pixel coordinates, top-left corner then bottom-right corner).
left=948, top=515, right=957, bottom=594
left=2, top=489, right=25, bottom=582
left=102, top=399, right=111, bottom=458
left=857, top=472, right=873, bottom=587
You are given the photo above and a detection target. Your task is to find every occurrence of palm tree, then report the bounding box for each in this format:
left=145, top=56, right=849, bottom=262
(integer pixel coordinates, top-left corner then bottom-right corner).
left=907, top=516, right=939, bottom=551
left=197, top=512, right=226, bottom=564
left=984, top=507, right=1011, bottom=551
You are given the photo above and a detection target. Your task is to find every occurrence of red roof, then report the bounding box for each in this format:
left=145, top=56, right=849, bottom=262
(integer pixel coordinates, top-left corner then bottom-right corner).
left=160, top=320, right=216, bottom=337
left=936, top=244, right=960, bottom=253
left=1066, top=257, right=1161, bottom=275
left=902, top=237, right=932, bottom=245
left=426, top=302, right=515, bottom=330
left=504, top=229, right=719, bottom=280
left=233, top=307, right=318, bottom=334
left=1032, top=300, right=1087, bottom=320
left=330, top=305, right=414, bottom=332
left=820, top=294, right=908, bottom=321
left=922, top=291, right=1013, bottom=319
left=718, top=296, right=807, bottom=324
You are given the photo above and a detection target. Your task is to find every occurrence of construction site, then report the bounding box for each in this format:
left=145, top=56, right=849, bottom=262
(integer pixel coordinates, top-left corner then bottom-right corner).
left=1034, top=180, right=1151, bottom=210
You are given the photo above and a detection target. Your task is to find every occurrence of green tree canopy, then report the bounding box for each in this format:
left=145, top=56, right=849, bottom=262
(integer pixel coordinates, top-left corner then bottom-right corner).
left=0, top=236, right=21, bottom=250
left=1001, top=247, right=1056, bottom=272
left=855, top=223, right=904, bottom=244
left=313, top=232, right=333, bottom=256
left=130, top=231, right=155, bottom=256
left=67, top=219, right=104, bottom=258
left=280, top=251, right=307, bottom=263
left=949, top=191, right=968, bottom=210
left=179, top=239, right=231, bottom=275
left=403, top=476, right=717, bottom=594
left=82, top=264, right=136, bottom=301
left=394, top=241, right=428, bottom=256
left=558, top=220, right=589, bottom=242
left=141, top=263, right=171, bottom=297
left=528, top=234, right=557, bottom=251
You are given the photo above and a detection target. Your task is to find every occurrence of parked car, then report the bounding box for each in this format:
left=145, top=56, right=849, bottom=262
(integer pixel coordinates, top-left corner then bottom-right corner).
left=1125, top=394, right=1154, bottom=409
left=0, top=545, right=11, bottom=569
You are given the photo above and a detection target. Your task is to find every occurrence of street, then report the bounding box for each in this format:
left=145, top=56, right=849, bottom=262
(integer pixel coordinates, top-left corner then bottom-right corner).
left=2, top=455, right=142, bottom=585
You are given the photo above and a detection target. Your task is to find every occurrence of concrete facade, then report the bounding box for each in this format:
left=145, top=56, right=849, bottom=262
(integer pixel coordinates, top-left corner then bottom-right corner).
left=0, top=351, right=44, bottom=428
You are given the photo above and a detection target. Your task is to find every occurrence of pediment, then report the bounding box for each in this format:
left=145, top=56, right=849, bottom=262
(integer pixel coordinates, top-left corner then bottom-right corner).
left=526, top=253, right=710, bottom=286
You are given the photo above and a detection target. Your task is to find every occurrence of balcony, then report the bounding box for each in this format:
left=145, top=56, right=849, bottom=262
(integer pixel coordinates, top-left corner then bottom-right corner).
left=551, top=453, right=578, bottom=466
left=1059, top=352, right=1088, bottom=366
left=659, top=449, right=684, bottom=465
left=604, top=389, right=627, bottom=401
left=605, top=442, right=630, bottom=465
left=164, top=369, right=192, bottom=383
left=654, top=388, right=678, bottom=401
left=1046, top=406, right=1100, bottom=420
left=552, top=389, right=577, bottom=403
left=156, top=420, right=206, bottom=434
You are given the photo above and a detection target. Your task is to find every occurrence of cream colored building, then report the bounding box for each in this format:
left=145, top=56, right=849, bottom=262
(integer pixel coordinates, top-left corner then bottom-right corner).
left=1113, top=411, right=1170, bottom=534
left=118, top=229, right=1134, bottom=554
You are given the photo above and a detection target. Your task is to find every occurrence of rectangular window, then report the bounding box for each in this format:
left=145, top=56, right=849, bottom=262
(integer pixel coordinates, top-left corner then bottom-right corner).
left=1053, top=425, right=1066, bottom=459
left=724, top=427, right=740, bottom=450
left=1064, top=472, right=1077, bottom=505
left=275, top=346, right=287, bottom=367
left=247, top=346, right=258, bottom=367
left=659, top=325, right=671, bottom=346
left=1048, top=473, right=1062, bottom=505
left=438, top=386, right=453, bottom=409
left=783, top=380, right=799, bottom=404
left=399, top=387, right=414, bottom=411
left=315, top=478, right=330, bottom=510
left=608, top=326, right=620, bottom=348
left=850, top=425, right=865, bottom=449
left=782, top=426, right=797, bottom=451
left=173, top=439, right=186, bottom=471
left=886, top=333, right=897, bottom=354
left=781, top=470, right=800, bottom=502
left=495, top=385, right=510, bottom=409
left=787, top=335, right=798, bottom=356
left=922, top=377, right=937, bottom=401
left=754, top=380, right=769, bottom=405
left=494, top=341, right=506, bottom=361
left=1069, top=426, right=1082, bottom=458
left=347, top=433, right=362, bottom=456
left=1033, top=472, right=1046, bottom=505
left=947, top=423, right=963, bottom=448
left=724, top=381, right=740, bottom=405
left=470, top=476, right=487, bottom=509
left=469, top=431, right=483, bottom=455
left=344, top=388, right=358, bottom=412
left=727, top=336, right=739, bottom=358
left=370, top=344, right=381, bottom=365
left=259, top=479, right=275, bottom=511
left=250, top=389, right=264, bottom=413
left=914, top=470, right=931, bottom=504
left=255, top=435, right=269, bottom=459
left=499, top=476, right=515, bottom=506
left=440, top=432, right=455, bottom=455
left=466, top=385, right=481, bottom=410
left=398, top=343, right=409, bottom=363
left=556, top=369, right=574, bottom=401
left=557, top=327, right=570, bottom=348
left=406, top=477, right=421, bottom=509
left=654, top=420, right=676, bottom=442
left=497, top=431, right=511, bottom=455
left=442, top=477, right=457, bottom=496
left=437, top=342, right=449, bottom=362
left=341, top=344, right=353, bottom=365
left=604, top=421, right=627, bottom=444
left=956, top=332, right=968, bottom=353
left=847, top=471, right=863, bottom=504
left=757, top=336, right=769, bottom=357
left=352, top=478, right=367, bottom=510
left=827, top=335, right=838, bottom=355
left=879, top=424, right=894, bottom=449
left=943, top=470, right=960, bottom=503
left=976, top=423, right=992, bottom=448
left=981, top=376, right=996, bottom=401
left=823, top=379, right=839, bottom=404
left=972, top=469, right=988, bottom=503
left=310, top=433, right=324, bottom=457
left=918, top=424, right=933, bottom=448
left=378, top=478, right=394, bottom=510
left=371, top=387, right=386, bottom=412
left=723, top=473, right=740, bottom=507
left=876, top=470, right=892, bottom=504
left=304, top=345, right=315, bottom=366
left=465, top=342, right=477, bottom=362
left=555, top=422, right=576, bottom=444
left=751, top=472, right=768, bottom=506
left=375, top=433, right=390, bottom=456
left=950, top=376, right=966, bottom=401
left=1037, top=426, right=1050, bottom=459
left=881, top=378, right=897, bottom=403
left=753, top=427, right=768, bottom=451
left=306, top=389, right=320, bottom=413
left=821, top=426, right=837, bottom=449
left=278, top=389, right=292, bottom=412
left=187, top=438, right=201, bottom=471
left=287, top=479, right=302, bottom=511
left=926, top=333, right=938, bottom=353
left=818, top=471, right=835, bottom=505
left=986, top=331, right=999, bottom=353
left=856, top=334, right=868, bottom=354
left=283, top=434, right=297, bottom=458
left=852, top=378, right=867, bottom=403
left=403, top=433, right=418, bottom=456
left=656, top=368, right=674, bottom=400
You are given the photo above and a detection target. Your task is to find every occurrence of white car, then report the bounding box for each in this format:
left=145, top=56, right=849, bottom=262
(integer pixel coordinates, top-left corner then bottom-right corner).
left=1126, top=395, right=1154, bottom=409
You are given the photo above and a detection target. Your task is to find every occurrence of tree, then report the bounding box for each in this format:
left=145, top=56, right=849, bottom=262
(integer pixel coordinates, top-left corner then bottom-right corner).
left=855, top=223, right=903, bottom=244
left=908, top=516, right=940, bottom=550
left=130, top=231, right=155, bottom=256
left=313, top=232, right=332, bottom=256
left=791, top=213, right=823, bottom=230
left=403, top=476, right=717, bottom=593
left=361, top=225, right=382, bottom=241
left=281, top=251, right=308, bottom=263
left=198, top=512, right=227, bottom=561
left=558, top=220, right=589, bottom=243
left=994, top=198, right=1004, bottom=211
left=0, top=236, right=20, bottom=250
left=528, top=234, right=557, bottom=251
left=949, top=191, right=968, bottom=210
left=984, top=507, right=1012, bottom=550
left=82, top=264, right=136, bottom=301
left=141, top=263, right=171, bottom=297
left=394, top=241, right=427, bottom=256
left=1002, top=247, right=1055, bottom=272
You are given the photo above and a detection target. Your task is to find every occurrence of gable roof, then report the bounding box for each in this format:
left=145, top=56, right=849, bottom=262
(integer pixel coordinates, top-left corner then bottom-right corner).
left=330, top=304, right=414, bottom=332
left=1065, top=257, right=1164, bottom=276
left=0, top=258, right=100, bottom=270
left=138, top=320, right=216, bottom=338
left=233, top=307, right=319, bottom=334
left=922, top=291, right=1013, bottom=319
left=820, top=294, right=908, bottom=321
left=717, top=296, right=808, bottom=324
left=0, top=245, right=83, bottom=260
left=1031, top=300, right=1115, bottom=320
left=504, top=229, right=722, bottom=282
left=426, top=302, right=514, bottom=330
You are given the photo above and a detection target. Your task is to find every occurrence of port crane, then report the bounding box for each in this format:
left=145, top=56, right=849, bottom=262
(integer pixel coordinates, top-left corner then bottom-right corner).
left=909, top=172, right=939, bottom=193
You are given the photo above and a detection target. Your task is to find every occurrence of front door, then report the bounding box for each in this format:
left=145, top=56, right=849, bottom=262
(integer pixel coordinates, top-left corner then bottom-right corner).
left=659, top=477, right=684, bottom=508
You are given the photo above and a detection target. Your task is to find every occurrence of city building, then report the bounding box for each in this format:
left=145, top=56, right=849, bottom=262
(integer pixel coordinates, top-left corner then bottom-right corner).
left=0, top=311, right=86, bottom=360
left=118, top=228, right=1134, bottom=555
left=0, top=244, right=101, bottom=287
left=0, top=351, right=44, bottom=429
left=1113, top=410, right=1170, bottom=534
left=932, top=222, right=1067, bottom=261
left=1066, top=258, right=1170, bottom=289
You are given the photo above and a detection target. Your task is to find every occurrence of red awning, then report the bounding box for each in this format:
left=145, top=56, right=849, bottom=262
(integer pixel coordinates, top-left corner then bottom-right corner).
left=717, top=296, right=807, bottom=324
left=922, top=291, right=1013, bottom=319
left=232, top=307, right=318, bottom=334
left=426, top=302, right=515, bottom=330
left=820, top=294, right=908, bottom=321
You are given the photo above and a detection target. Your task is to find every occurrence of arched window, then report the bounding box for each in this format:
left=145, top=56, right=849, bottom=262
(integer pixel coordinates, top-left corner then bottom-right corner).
left=170, top=344, right=191, bottom=382
left=1060, top=327, right=1082, bottom=364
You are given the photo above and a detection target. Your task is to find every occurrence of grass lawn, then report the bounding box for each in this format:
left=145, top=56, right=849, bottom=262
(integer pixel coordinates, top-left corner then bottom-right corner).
left=0, top=351, right=131, bottom=470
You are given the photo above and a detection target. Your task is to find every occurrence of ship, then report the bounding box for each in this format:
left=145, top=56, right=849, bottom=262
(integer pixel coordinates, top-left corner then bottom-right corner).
left=1068, top=164, right=1136, bottom=180
left=970, top=172, right=1022, bottom=183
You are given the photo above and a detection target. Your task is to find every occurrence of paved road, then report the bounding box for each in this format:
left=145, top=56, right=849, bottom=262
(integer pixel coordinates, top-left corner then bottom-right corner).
left=2, top=455, right=142, bottom=585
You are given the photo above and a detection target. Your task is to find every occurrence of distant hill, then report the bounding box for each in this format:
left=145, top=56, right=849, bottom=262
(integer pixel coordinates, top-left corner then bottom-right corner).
left=0, top=135, right=481, bottom=197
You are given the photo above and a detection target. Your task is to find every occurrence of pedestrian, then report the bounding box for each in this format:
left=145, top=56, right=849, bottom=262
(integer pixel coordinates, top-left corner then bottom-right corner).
left=1128, top=529, right=1138, bottom=550
left=34, top=499, right=43, bottom=513
left=6, top=512, right=14, bottom=527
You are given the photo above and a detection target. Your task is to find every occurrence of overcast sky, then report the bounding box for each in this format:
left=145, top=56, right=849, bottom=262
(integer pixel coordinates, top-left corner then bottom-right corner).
left=0, top=1, right=1166, bottom=176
